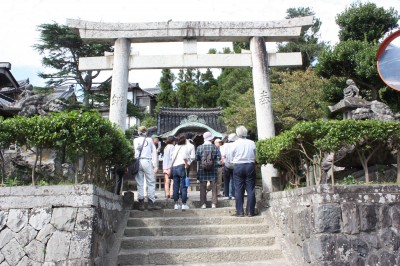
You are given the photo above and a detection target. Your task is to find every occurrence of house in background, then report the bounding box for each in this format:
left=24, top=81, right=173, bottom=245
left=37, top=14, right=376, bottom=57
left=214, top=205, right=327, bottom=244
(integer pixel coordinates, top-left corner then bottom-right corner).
left=0, top=62, right=77, bottom=117
left=96, top=82, right=160, bottom=129
left=0, top=62, right=22, bottom=117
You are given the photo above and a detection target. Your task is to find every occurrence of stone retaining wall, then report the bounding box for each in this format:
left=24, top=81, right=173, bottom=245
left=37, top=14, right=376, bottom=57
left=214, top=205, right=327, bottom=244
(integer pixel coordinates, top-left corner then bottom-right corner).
left=0, top=185, right=124, bottom=265
left=266, top=184, right=400, bottom=265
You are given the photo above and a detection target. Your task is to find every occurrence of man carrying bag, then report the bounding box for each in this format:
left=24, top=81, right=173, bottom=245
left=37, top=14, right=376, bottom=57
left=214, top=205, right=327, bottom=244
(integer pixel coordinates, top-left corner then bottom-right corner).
left=133, top=126, right=161, bottom=211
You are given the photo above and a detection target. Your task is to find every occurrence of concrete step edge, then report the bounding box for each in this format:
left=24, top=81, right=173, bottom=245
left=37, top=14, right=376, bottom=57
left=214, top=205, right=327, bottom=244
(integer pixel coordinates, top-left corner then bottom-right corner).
left=126, top=217, right=266, bottom=227
left=119, top=244, right=282, bottom=255
left=121, top=233, right=274, bottom=241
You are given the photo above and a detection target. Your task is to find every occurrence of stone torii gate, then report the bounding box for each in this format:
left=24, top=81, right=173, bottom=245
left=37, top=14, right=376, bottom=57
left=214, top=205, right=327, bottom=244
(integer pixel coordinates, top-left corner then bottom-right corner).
left=67, top=17, right=313, bottom=192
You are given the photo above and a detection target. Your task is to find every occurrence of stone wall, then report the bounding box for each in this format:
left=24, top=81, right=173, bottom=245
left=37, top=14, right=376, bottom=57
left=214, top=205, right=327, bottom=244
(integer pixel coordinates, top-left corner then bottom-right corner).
left=266, top=184, right=400, bottom=266
left=0, top=185, right=125, bottom=265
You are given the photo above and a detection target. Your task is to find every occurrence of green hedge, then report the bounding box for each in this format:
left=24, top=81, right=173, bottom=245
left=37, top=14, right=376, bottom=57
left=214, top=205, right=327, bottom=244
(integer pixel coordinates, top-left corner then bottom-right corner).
left=257, top=119, right=400, bottom=187
left=0, top=111, right=133, bottom=187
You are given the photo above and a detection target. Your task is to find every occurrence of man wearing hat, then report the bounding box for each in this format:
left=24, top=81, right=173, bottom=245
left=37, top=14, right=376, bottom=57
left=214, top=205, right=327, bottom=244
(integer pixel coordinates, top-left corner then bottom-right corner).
left=134, top=126, right=161, bottom=210
left=195, top=131, right=221, bottom=209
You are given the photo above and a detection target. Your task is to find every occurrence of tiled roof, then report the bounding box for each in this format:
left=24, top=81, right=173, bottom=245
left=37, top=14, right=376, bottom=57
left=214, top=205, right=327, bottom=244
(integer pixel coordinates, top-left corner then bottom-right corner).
left=47, top=85, right=76, bottom=101
left=157, top=107, right=226, bottom=136
left=142, top=87, right=160, bottom=96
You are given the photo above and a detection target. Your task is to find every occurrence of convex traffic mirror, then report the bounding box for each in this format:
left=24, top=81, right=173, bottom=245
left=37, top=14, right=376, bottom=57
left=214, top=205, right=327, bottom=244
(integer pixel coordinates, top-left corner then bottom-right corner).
left=377, top=29, right=400, bottom=91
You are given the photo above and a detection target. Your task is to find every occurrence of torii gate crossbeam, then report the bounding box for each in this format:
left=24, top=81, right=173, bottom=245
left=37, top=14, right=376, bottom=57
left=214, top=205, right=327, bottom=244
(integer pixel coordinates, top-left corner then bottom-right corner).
left=67, top=17, right=313, bottom=192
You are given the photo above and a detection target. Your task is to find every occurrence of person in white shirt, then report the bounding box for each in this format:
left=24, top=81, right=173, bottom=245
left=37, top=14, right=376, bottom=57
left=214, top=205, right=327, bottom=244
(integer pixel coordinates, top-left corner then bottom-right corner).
left=232, top=126, right=256, bottom=217
left=134, top=126, right=161, bottom=211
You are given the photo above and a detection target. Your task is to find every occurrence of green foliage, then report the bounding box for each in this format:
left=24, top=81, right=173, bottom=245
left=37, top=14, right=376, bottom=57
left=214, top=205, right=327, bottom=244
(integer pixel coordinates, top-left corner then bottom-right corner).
left=277, top=7, right=328, bottom=70
left=271, top=68, right=328, bottom=132
left=0, top=111, right=133, bottom=186
left=141, top=115, right=157, bottom=128
left=338, top=175, right=364, bottom=185
left=216, top=68, right=253, bottom=108
left=222, top=89, right=257, bottom=134
left=37, top=179, right=49, bottom=186
left=156, top=67, right=219, bottom=109
left=175, top=69, right=200, bottom=108
left=222, top=68, right=330, bottom=135
left=4, top=176, right=22, bottom=187
left=316, top=3, right=399, bottom=103
left=336, top=2, right=399, bottom=42
left=125, top=126, right=137, bottom=140
left=233, top=42, right=250, bottom=53
left=257, top=119, right=400, bottom=185
left=156, top=69, right=176, bottom=109
left=127, top=100, right=145, bottom=120
left=33, top=22, right=114, bottom=106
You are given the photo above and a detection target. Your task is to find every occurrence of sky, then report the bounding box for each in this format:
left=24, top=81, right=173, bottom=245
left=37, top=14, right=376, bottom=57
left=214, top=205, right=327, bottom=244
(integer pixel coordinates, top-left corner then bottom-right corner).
left=1, top=0, right=399, bottom=89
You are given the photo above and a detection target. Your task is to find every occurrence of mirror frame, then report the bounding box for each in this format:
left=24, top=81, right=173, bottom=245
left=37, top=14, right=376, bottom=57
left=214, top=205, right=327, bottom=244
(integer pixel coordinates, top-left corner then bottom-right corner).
left=377, top=29, right=400, bottom=91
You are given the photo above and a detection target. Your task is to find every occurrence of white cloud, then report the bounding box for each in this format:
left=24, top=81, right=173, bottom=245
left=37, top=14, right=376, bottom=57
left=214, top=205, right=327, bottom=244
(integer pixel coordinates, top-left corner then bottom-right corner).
left=1, top=0, right=399, bottom=88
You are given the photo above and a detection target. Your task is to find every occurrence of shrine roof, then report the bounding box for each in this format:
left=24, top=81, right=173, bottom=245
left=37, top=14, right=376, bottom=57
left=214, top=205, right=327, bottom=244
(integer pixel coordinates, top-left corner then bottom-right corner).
left=157, top=107, right=226, bottom=137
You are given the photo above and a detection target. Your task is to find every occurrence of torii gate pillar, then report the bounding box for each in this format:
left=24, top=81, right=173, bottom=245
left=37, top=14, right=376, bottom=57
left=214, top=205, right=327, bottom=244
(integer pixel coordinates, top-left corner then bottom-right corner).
left=250, top=37, right=279, bottom=192
left=109, top=38, right=130, bottom=132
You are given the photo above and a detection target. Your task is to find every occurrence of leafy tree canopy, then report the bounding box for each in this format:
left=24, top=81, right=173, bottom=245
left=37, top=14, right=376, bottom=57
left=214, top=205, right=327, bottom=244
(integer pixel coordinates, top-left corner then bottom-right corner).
left=315, top=2, right=399, bottom=102
left=33, top=22, right=114, bottom=106
left=277, top=7, right=328, bottom=70
left=336, top=2, right=399, bottom=42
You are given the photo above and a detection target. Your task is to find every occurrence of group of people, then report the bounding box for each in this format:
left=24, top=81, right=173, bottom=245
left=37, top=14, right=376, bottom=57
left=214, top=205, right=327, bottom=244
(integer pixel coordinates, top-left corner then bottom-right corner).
left=120, top=125, right=257, bottom=217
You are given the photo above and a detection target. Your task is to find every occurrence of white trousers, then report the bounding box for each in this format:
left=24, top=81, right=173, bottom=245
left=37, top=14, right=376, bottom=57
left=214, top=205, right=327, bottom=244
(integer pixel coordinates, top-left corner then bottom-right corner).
left=135, top=159, right=156, bottom=202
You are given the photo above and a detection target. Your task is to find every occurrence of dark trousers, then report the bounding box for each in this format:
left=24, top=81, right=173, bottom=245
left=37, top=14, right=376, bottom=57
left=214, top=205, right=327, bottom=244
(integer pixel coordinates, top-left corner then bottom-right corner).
left=233, top=163, right=256, bottom=215
left=199, top=180, right=217, bottom=205
left=223, top=166, right=234, bottom=197
left=114, top=169, right=125, bottom=195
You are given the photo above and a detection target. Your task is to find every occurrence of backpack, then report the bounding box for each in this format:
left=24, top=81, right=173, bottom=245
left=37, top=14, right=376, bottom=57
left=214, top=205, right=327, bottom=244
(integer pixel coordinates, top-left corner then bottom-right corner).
left=202, top=145, right=215, bottom=171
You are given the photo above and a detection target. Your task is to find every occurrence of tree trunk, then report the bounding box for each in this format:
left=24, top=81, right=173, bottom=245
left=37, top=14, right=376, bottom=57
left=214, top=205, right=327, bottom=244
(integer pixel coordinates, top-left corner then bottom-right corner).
left=331, top=153, right=335, bottom=186
left=32, top=148, right=39, bottom=186
left=397, top=152, right=400, bottom=184
left=0, top=150, right=5, bottom=185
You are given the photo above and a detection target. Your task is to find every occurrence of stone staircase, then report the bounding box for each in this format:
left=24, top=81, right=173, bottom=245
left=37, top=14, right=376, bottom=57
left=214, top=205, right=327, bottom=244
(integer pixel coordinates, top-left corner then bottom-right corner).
left=116, top=200, right=290, bottom=265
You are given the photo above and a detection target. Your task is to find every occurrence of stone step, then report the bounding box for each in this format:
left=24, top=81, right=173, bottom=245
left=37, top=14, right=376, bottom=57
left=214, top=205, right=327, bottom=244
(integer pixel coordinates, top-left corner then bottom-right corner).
left=127, top=215, right=266, bottom=227
left=132, top=200, right=238, bottom=210
left=117, top=246, right=284, bottom=265
left=124, top=223, right=270, bottom=237
left=184, top=260, right=291, bottom=266
left=129, top=207, right=243, bottom=218
left=120, top=233, right=275, bottom=249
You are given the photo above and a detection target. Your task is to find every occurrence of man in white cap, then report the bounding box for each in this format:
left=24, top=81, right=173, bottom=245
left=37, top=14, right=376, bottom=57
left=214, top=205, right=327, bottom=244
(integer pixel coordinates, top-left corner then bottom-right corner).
left=134, top=126, right=161, bottom=210
left=231, top=126, right=256, bottom=217
left=195, top=131, right=221, bottom=208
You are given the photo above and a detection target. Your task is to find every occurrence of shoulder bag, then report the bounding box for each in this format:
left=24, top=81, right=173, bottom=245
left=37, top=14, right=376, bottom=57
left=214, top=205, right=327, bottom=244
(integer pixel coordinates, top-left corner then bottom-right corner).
left=130, top=137, right=147, bottom=177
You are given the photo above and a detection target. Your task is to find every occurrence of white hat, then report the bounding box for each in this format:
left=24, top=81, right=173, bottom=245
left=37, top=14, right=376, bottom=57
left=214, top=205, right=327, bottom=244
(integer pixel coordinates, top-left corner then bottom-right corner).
left=214, top=138, right=222, bottom=143
left=228, top=133, right=238, bottom=142
left=203, top=131, right=214, bottom=141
